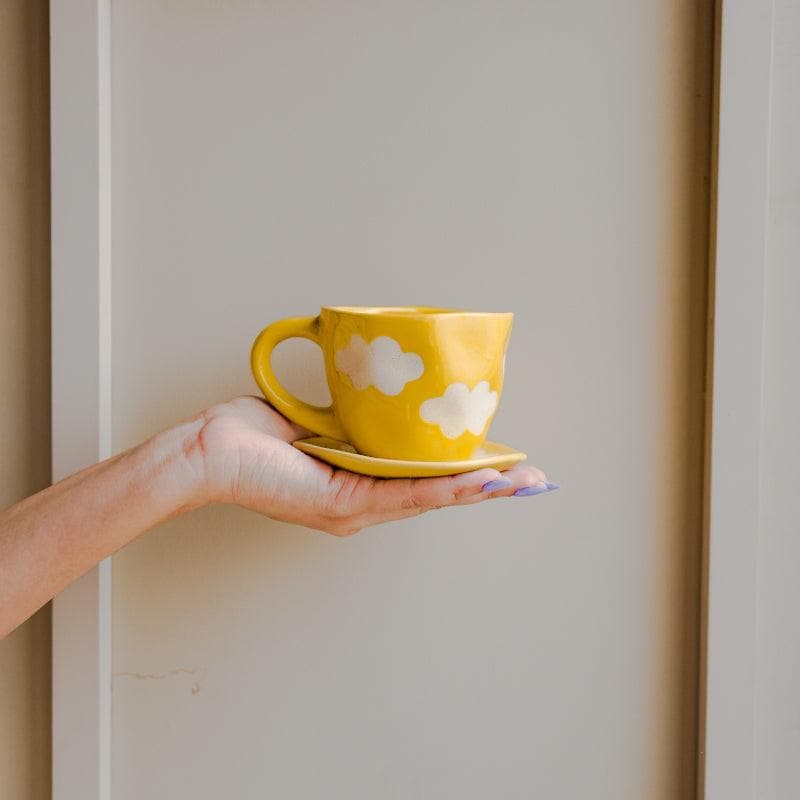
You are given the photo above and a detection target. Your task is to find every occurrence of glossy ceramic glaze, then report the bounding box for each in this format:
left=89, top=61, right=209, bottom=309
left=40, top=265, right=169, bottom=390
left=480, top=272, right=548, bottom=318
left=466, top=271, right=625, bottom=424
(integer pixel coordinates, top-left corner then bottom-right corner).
left=251, top=306, right=513, bottom=461
left=293, top=437, right=526, bottom=478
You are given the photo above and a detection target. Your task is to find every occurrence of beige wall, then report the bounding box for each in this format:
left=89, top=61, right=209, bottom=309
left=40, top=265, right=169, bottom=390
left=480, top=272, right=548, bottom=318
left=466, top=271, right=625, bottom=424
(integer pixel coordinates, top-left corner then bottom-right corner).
left=753, top=0, right=800, bottom=795
left=11, top=0, right=800, bottom=795
left=0, top=1, right=52, bottom=798
left=106, top=2, right=710, bottom=797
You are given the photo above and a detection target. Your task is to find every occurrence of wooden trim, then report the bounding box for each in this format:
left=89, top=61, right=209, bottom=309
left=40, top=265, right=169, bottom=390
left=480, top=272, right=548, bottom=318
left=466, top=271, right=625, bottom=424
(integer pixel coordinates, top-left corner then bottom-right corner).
left=701, top=0, right=773, bottom=797
left=50, top=1, right=113, bottom=798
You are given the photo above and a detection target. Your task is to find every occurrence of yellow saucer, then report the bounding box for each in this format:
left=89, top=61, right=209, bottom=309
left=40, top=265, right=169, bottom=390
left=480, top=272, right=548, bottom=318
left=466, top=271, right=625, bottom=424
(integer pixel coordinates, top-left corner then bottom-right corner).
left=293, top=437, right=527, bottom=478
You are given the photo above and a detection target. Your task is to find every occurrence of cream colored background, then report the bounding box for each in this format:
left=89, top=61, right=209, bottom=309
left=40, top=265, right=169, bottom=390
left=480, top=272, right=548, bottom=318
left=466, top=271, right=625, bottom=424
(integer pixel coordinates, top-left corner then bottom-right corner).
left=0, top=2, right=51, bottom=798
left=5, top=1, right=798, bottom=797
left=107, top=2, right=710, bottom=798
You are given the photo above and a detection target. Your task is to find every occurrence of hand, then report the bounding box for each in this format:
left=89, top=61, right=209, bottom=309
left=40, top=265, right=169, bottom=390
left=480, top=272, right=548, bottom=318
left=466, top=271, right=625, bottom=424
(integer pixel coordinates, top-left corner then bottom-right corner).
left=0, top=395, right=554, bottom=637
left=190, top=396, right=553, bottom=536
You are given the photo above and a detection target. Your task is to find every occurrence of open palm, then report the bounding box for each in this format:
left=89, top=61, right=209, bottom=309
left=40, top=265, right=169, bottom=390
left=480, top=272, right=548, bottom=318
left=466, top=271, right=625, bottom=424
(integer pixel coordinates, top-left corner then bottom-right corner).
left=194, top=397, right=552, bottom=536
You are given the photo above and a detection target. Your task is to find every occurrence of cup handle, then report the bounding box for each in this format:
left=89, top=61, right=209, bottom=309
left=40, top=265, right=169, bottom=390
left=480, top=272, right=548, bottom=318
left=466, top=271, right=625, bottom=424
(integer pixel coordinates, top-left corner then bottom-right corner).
left=250, top=316, right=345, bottom=440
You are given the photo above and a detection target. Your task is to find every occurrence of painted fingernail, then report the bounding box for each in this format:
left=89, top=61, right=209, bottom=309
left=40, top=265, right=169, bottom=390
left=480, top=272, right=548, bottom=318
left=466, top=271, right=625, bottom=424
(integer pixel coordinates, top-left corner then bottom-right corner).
left=514, top=485, right=551, bottom=497
left=482, top=478, right=513, bottom=493
left=545, top=482, right=560, bottom=491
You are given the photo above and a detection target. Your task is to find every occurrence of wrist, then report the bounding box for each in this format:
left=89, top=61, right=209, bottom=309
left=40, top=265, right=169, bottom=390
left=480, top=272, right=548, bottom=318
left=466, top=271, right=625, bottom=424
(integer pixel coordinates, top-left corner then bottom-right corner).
left=140, top=415, right=214, bottom=514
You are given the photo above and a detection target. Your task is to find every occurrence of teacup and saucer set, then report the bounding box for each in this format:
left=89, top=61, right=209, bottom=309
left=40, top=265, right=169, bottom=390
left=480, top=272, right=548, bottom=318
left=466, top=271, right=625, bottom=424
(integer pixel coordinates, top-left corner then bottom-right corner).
left=250, top=306, right=526, bottom=478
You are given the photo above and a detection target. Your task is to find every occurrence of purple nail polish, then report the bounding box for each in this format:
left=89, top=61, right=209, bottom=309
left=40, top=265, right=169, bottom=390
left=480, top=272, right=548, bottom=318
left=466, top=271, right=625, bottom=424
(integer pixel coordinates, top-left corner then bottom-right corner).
left=545, top=482, right=560, bottom=491
left=514, top=485, right=550, bottom=497
left=482, top=478, right=512, bottom=493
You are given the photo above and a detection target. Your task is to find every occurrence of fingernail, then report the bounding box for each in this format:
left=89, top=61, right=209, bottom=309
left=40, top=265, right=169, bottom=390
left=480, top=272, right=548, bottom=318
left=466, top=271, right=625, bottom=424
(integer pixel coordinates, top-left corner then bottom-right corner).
left=514, top=485, right=551, bottom=497
left=482, top=478, right=513, bottom=493
left=545, top=482, right=560, bottom=491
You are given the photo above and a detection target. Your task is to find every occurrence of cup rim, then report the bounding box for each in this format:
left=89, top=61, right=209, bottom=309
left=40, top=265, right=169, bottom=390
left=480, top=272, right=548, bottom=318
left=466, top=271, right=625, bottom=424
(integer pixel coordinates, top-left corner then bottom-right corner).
left=322, top=306, right=513, bottom=319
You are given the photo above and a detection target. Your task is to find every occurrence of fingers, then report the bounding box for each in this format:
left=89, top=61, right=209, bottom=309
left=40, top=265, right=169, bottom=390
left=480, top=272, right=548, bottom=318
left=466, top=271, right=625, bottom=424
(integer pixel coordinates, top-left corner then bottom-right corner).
left=385, top=468, right=507, bottom=512
left=454, top=464, right=553, bottom=506
left=332, top=463, right=555, bottom=531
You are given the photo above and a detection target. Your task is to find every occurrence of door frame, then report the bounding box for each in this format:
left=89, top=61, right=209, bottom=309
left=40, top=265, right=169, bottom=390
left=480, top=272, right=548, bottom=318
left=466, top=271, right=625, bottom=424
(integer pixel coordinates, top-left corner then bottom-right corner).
left=49, top=1, right=774, bottom=798
left=50, top=2, right=112, bottom=799
left=698, top=1, right=773, bottom=798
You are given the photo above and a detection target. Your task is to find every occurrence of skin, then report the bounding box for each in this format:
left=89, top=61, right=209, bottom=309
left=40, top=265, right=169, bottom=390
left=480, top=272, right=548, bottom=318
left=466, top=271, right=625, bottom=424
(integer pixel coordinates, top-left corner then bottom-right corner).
left=0, top=396, right=549, bottom=638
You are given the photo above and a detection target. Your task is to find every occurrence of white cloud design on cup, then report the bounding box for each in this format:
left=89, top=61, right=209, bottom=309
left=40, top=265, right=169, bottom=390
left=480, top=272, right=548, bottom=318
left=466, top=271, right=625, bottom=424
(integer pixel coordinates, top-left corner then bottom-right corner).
left=335, top=335, right=424, bottom=396
left=419, top=381, right=498, bottom=439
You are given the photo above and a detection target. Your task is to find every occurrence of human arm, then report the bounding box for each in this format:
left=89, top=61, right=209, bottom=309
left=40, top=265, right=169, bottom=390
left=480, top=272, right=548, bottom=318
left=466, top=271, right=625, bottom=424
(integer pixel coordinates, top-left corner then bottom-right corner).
left=0, top=397, right=553, bottom=637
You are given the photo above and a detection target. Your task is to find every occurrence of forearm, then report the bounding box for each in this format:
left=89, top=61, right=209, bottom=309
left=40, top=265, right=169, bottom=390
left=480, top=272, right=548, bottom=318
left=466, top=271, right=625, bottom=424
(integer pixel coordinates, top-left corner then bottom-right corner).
left=0, top=395, right=552, bottom=638
left=0, top=418, right=206, bottom=638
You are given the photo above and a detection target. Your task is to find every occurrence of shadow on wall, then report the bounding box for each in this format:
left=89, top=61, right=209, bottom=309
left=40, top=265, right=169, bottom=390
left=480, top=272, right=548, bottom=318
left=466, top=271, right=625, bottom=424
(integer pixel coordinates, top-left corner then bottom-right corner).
left=0, top=1, right=52, bottom=799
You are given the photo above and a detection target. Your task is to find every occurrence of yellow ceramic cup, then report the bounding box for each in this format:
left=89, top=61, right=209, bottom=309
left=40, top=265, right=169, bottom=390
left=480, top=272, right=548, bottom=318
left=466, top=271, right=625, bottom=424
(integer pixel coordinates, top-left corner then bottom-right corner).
left=251, top=306, right=513, bottom=461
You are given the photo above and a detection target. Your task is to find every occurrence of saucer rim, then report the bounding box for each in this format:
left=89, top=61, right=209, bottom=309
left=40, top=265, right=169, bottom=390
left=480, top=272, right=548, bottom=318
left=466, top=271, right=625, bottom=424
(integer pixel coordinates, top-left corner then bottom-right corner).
left=293, top=436, right=527, bottom=478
